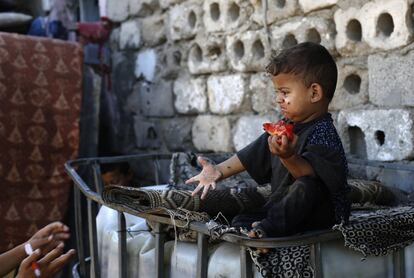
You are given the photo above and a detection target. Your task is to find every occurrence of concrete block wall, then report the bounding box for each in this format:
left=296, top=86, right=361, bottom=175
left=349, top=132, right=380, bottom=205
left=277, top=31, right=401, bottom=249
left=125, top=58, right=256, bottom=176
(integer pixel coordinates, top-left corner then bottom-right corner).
left=105, top=0, right=414, bottom=163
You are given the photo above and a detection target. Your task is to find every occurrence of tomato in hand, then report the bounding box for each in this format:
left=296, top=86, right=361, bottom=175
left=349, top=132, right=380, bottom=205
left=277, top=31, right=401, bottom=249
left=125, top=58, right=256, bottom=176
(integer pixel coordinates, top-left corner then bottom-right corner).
left=262, top=120, right=294, bottom=141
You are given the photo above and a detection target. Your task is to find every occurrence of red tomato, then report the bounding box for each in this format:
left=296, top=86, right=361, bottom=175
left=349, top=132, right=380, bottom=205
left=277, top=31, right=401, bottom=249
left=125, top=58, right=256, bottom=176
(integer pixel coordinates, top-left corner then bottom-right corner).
left=262, top=120, right=294, bottom=141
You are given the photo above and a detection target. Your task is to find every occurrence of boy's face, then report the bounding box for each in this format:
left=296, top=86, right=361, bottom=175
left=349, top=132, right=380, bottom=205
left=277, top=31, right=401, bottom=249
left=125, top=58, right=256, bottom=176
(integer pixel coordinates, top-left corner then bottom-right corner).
left=271, top=73, right=320, bottom=123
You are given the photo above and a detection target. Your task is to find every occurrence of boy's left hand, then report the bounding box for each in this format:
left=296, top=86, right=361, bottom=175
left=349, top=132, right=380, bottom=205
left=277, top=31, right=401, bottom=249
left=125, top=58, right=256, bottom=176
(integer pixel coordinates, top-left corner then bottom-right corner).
left=268, top=134, right=298, bottom=159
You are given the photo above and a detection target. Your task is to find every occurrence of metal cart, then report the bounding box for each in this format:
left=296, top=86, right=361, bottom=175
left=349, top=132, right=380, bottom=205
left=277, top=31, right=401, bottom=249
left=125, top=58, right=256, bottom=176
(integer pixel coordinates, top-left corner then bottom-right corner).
left=65, top=154, right=412, bottom=278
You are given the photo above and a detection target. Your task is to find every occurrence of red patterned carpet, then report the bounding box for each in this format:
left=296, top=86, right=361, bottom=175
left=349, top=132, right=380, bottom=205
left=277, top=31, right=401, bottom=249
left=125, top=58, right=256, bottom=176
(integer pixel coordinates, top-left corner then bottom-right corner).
left=0, top=32, right=82, bottom=252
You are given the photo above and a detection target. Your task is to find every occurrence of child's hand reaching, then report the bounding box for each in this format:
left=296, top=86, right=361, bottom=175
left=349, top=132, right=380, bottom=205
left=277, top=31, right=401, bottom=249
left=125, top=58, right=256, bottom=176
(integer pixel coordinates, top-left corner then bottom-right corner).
left=28, top=222, right=71, bottom=255
left=268, top=134, right=298, bottom=159
left=186, top=156, right=223, bottom=200
left=16, top=243, right=75, bottom=278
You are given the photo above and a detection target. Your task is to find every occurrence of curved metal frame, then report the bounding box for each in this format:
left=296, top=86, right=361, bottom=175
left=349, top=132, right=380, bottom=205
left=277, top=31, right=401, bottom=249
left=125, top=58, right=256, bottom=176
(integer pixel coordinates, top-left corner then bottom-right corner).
left=65, top=154, right=410, bottom=278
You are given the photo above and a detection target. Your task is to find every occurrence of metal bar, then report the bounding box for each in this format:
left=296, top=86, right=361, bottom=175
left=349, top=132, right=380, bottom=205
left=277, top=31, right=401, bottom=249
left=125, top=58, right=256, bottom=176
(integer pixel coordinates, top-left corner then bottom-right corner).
left=393, top=248, right=405, bottom=278
left=87, top=198, right=100, bottom=278
left=118, top=212, right=127, bottom=278
left=240, top=246, right=253, bottom=278
left=154, top=223, right=166, bottom=278
left=196, top=233, right=208, bottom=278
left=92, top=161, right=104, bottom=195
left=310, top=243, right=323, bottom=278
left=74, top=187, right=86, bottom=277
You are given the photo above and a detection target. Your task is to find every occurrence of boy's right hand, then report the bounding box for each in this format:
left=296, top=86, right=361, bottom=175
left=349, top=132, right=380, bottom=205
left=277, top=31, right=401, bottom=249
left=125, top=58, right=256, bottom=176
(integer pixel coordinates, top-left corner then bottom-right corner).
left=186, top=156, right=223, bottom=200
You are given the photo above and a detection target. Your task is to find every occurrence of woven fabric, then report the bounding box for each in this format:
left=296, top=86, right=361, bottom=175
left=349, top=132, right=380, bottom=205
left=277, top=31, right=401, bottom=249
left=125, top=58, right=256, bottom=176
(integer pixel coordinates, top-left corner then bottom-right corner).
left=249, top=246, right=313, bottom=278
left=0, top=32, right=82, bottom=252
left=102, top=184, right=271, bottom=219
left=334, top=206, right=414, bottom=257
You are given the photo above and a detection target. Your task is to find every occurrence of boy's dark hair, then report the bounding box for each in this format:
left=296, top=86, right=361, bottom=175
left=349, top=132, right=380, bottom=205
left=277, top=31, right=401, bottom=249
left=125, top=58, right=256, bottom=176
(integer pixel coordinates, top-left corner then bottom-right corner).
left=265, top=42, right=337, bottom=101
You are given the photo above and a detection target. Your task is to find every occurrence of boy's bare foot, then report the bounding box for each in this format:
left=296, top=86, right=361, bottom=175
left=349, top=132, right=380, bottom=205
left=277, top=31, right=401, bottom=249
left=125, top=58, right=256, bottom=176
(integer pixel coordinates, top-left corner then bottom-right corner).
left=247, top=222, right=269, bottom=254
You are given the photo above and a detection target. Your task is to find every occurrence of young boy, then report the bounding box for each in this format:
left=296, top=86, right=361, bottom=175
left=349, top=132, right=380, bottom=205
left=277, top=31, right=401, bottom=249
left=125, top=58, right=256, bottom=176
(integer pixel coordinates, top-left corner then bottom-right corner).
left=186, top=42, right=350, bottom=238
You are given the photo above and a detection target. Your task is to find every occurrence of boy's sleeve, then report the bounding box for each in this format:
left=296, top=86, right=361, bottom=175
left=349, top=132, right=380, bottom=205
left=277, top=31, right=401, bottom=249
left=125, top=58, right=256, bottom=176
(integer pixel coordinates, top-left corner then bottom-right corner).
left=236, top=133, right=272, bottom=185
left=301, top=144, right=351, bottom=223
left=301, top=145, right=347, bottom=191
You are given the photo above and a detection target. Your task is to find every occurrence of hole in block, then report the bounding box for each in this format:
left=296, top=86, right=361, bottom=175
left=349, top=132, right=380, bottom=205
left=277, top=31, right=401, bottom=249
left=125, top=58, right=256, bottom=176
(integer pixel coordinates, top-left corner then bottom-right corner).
left=282, top=34, right=297, bottom=48
left=233, top=40, right=245, bottom=58
left=346, top=19, right=362, bottom=42
left=344, top=74, right=361, bottom=95
left=306, top=28, right=321, bottom=44
left=252, top=39, right=265, bottom=59
left=348, top=126, right=367, bottom=159
left=191, top=44, right=202, bottom=62
left=229, top=2, right=240, bottom=22
left=376, top=13, right=394, bottom=37
left=188, top=10, right=196, bottom=28
left=210, top=3, right=220, bottom=21
left=375, top=130, right=385, bottom=146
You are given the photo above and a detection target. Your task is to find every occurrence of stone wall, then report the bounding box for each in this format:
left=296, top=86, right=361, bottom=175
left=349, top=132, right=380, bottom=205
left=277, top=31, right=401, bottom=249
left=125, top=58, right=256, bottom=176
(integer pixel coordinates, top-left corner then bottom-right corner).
left=105, top=0, right=414, bottom=162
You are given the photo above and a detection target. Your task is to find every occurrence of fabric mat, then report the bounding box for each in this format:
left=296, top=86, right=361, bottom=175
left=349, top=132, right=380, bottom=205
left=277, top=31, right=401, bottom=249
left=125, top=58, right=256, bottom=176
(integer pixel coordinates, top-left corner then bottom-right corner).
left=102, top=184, right=271, bottom=219
left=334, top=205, right=414, bottom=257
left=0, top=32, right=82, bottom=252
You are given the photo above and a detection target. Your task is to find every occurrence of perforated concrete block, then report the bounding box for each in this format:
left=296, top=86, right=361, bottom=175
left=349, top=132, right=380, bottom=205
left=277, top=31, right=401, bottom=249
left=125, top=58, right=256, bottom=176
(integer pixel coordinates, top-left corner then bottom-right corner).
left=173, top=75, right=207, bottom=114
left=141, top=13, right=165, bottom=47
left=362, top=0, right=412, bottom=50
left=192, top=115, right=232, bottom=152
left=337, top=109, right=414, bottom=161
left=299, top=0, right=338, bottom=13
left=330, top=58, right=368, bottom=110
left=250, top=73, right=276, bottom=113
left=203, top=0, right=251, bottom=34
left=271, top=17, right=335, bottom=53
left=207, top=74, right=248, bottom=115
left=159, top=0, right=185, bottom=9
left=119, top=19, right=141, bottom=50
left=156, top=42, right=189, bottom=80
left=233, top=115, right=271, bottom=151
left=188, top=35, right=227, bottom=74
left=334, top=7, right=369, bottom=56
left=226, top=30, right=271, bottom=72
left=129, top=0, right=158, bottom=17
left=168, top=1, right=202, bottom=41
left=368, top=51, right=414, bottom=107
left=335, top=0, right=413, bottom=56
left=250, top=0, right=299, bottom=25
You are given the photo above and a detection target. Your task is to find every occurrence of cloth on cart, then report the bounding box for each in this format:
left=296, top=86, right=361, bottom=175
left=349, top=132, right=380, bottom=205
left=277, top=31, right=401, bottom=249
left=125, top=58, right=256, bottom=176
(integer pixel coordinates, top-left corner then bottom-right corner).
left=102, top=183, right=271, bottom=219
left=334, top=205, right=414, bottom=257
left=0, top=32, right=82, bottom=252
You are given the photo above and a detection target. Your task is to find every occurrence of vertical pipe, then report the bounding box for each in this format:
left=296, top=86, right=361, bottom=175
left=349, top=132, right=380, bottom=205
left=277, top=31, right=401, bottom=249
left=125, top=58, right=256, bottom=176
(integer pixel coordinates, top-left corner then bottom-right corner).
left=393, top=248, right=405, bottom=278
left=154, top=223, right=165, bottom=278
left=118, top=212, right=127, bottom=278
left=240, top=246, right=253, bottom=278
left=196, top=233, right=208, bottom=278
left=87, top=198, right=101, bottom=278
left=92, top=161, right=104, bottom=195
left=74, top=187, right=86, bottom=277
left=310, top=243, right=323, bottom=278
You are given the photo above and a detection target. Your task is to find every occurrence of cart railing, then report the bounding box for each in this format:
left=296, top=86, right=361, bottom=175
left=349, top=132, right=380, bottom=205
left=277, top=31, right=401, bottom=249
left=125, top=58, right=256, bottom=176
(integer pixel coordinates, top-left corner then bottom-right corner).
left=65, top=154, right=409, bottom=278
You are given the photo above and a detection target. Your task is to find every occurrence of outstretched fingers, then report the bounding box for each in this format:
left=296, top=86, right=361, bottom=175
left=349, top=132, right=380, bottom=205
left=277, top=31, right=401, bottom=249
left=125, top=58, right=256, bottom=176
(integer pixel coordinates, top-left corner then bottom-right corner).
left=201, top=184, right=211, bottom=200
left=185, top=174, right=200, bottom=185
